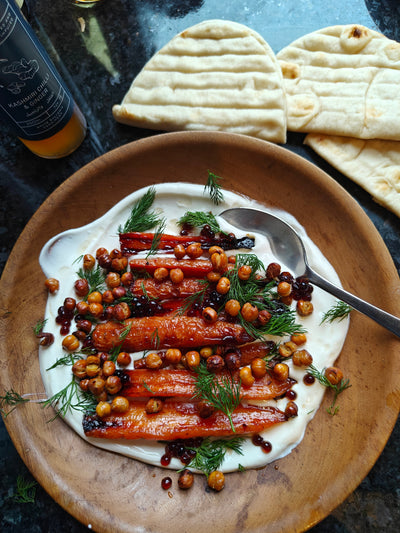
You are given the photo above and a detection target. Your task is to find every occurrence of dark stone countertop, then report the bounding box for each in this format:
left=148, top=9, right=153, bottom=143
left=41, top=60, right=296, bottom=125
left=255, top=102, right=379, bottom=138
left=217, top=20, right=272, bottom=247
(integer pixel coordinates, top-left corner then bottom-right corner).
left=1, top=0, right=399, bottom=531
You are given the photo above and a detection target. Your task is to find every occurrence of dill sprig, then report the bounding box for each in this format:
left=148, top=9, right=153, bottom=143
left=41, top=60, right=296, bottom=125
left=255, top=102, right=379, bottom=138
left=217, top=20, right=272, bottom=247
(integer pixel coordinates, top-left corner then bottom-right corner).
left=307, top=364, right=351, bottom=416
left=40, top=379, right=97, bottom=420
left=118, top=186, right=164, bottom=233
left=76, top=264, right=106, bottom=295
left=13, top=476, right=37, bottom=504
left=321, top=301, right=352, bottom=324
left=146, top=218, right=167, bottom=258
left=108, top=324, right=132, bottom=362
left=227, top=254, right=265, bottom=306
left=46, top=352, right=84, bottom=370
left=178, top=211, right=222, bottom=234
left=204, top=171, right=224, bottom=205
left=177, top=280, right=209, bottom=315
left=0, top=389, right=29, bottom=418
left=193, top=362, right=241, bottom=432
left=33, top=319, right=47, bottom=336
left=185, top=437, right=244, bottom=475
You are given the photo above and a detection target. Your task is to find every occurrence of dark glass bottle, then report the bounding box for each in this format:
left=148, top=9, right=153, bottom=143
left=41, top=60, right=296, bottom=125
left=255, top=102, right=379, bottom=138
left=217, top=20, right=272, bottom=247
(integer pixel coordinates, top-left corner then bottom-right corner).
left=0, top=0, right=87, bottom=158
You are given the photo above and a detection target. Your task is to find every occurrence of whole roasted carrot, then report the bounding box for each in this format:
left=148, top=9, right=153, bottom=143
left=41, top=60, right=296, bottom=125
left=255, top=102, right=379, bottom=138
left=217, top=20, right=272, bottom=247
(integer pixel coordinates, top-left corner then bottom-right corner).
left=129, top=257, right=213, bottom=277
left=121, top=368, right=296, bottom=400
left=92, top=316, right=253, bottom=352
left=82, top=400, right=287, bottom=440
left=130, top=277, right=206, bottom=299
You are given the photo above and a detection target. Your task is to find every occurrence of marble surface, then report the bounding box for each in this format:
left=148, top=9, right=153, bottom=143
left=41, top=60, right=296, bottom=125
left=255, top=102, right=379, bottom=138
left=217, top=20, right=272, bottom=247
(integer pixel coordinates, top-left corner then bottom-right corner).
left=1, top=0, right=399, bottom=531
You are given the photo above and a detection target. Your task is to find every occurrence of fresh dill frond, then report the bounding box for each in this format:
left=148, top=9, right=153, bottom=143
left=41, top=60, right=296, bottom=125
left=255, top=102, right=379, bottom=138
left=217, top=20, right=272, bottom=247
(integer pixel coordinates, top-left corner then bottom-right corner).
left=108, top=324, right=132, bottom=362
left=0, top=389, right=29, bottom=418
left=142, top=381, right=154, bottom=394
left=76, top=264, right=106, bottom=295
left=204, top=171, right=224, bottom=205
left=33, top=319, right=47, bottom=336
left=238, top=463, right=246, bottom=472
left=227, top=254, right=265, bottom=307
left=178, top=211, right=221, bottom=234
left=146, top=218, right=167, bottom=258
left=46, top=352, right=83, bottom=370
left=40, top=379, right=97, bottom=420
left=247, top=306, right=306, bottom=339
left=118, top=186, right=164, bottom=233
left=150, top=328, right=161, bottom=350
left=193, top=362, right=241, bottom=432
left=307, top=364, right=351, bottom=416
left=13, top=476, right=37, bottom=504
left=177, top=280, right=209, bottom=315
left=185, top=437, right=244, bottom=475
left=321, top=301, right=352, bottom=324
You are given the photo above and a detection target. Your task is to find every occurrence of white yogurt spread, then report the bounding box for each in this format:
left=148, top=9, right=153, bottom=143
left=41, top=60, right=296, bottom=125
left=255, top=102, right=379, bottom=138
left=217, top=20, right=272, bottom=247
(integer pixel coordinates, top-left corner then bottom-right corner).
left=39, top=183, right=349, bottom=472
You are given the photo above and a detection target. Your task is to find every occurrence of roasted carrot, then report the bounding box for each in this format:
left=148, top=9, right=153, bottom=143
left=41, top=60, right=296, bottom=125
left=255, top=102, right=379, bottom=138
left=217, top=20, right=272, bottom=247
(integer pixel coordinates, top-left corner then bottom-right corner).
left=82, top=400, right=287, bottom=440
left=92, top=316, right=253, bottom=352
left=130, top=277, right=206, bottom=299
left=121, top=368, right=295, bottom=400
left=129, top=257, right=213, bottom=277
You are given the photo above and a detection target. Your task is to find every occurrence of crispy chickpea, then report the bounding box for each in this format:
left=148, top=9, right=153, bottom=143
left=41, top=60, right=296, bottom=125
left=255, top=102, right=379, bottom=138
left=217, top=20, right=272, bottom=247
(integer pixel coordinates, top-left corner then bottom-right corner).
left=87, top=291, right=103, bottom=304
left=170, top=268, right=184, bottom=284
left=197, top=400, right=216, bottom=418
left=325, top=367, right=344, bottom=386
left=173, top=244, right=186, bottom=259
left=186, top=350, right=201, bottom=370
left=76, top=301, right=89, bottom=315
left=63, top=297, right=76, bottom=312
left=186, top=242, right=203, bottom=259
left=202, top=306, right=218, bottom=323
left=106, top=272, right=121, bottom=289
left=72, top=359, right=87, bottom=379
left=297, top=300, right=314, bottom=316
left=105, top=375, right=122, bottom=395
left=241, top=302, right=259, bottom=322
left=96, top=401, right=111, bottom=418
left=44, top=277, right=59, bottom=293
left=62, top=334, right=80, bottom=352
left=266, top=262, right=281, bottom=280
left=278, top=341, right=297, bottom=358
left=76, top=319, right=92, bottom=334
left=97, top=253, right=111, bottom=270
left=73, top=331, right=86, bottom=344
left=110, top=248, right=122, bottom=259
left=86, top=363, right=101, bottom=378
left=145, top=352, right=163, bottom=370
left=225, top=299, right=241, bottom=317
left=96, top=247, right=108, bottom=259
left=280, top=294, right=293, bottom=306
left=121, top=271, right=133, bottom=286
left=211, top=251, right=228, bottom=273
left=88, top=377, right=106, bottom=396
left=102, top=360, right=116, bottom=377
left=86, top=355, right=100, bottom=366
left=88, top=302, right=104, bottom=318
left=285, top=401, right=298, bottom=418
left=208, top=245, right=224, bottom=255
left=79, top=379, right=90, bottom=392
left=165, top=348, right=182, bottom=365
left=292, top=349, right=313, bottom=367
left=216, top=276, right=230, bottom=295
left=208, top=471, right=225, bottom=492
left=199, top=346, right=213, bottom=359
left=112, top=286, right=126, bottom=299
left=238, top=265, right=252, bottom=281
left=111, top=396, right=130, bottom=413
left=95, top=398, right=112, bottom=416
left=227, top=255, right=236, bottom=264
left=83, top=254, right=95, bottom=271
left=116, top=352, right=132, bottom=366
left=273, top=363, right=289, bottom=382
left=111, top=256, right=128, bottom=272
left=74, top=278, right=89, bottom=297
left=225, top=351, right=241, bottom=371
left=251, top=358, right=267, bottom=379
left=291, top=333, right=307, bottom=346
left=206, top=355, right=225, bottom=373
left=145, top=398, right=163, bottom=414
left=207, top=271, right=221, bottom=283
left=239, top=366, right=255, bottom=388
left=277, top=281, right=292, bottom=297
left=178, top=469, right=194, bottom=490
left=257, top=309, right=272, bottom=326
left=154, top=267, right=169, bottom=281
left=102, top=290, right=115, bottom=304
left=113, top=302, right=131, bottom=321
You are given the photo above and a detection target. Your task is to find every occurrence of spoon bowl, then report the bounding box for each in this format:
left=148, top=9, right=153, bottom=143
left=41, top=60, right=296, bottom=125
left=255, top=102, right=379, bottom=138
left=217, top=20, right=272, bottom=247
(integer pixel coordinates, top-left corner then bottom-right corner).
left=220, top=207, right=400, bottom=337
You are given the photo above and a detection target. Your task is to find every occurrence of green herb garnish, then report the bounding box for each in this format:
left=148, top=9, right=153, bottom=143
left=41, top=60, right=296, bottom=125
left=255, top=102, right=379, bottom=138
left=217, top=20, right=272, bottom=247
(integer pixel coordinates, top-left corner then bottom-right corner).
left=76, top=264, right=106, bottom=295
left=118, top=186, right=164, bottom=233
left=40, top=379, right=97, bottom=420
left=146, top=218, right=167, bottom=258
left=193, top=362, right=241, bottom=432
left=307, top=364, right=351, bottom=416
left=33, top=319, right=47, bottom=336
left=46, top=352, right=83, bottom=370
left=0, top=389, right=29, bottom=418
left=204, top=171, right=224, bottom=205
left=321, top=301, right=352, bottom=324
left=13, top=476, right=37, bottom=503
left=108, top=324, right=132, bottom=362
left=177, top=279, right=209, bottom=315
left=185, top=437, right=244, bottom=475
left=178, top=210, right=222, bottom=234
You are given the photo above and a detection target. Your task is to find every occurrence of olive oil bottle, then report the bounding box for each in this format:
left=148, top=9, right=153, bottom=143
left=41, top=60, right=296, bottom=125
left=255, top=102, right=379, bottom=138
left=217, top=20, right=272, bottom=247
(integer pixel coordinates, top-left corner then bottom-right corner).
left=0, top=0, right=87, bottom=158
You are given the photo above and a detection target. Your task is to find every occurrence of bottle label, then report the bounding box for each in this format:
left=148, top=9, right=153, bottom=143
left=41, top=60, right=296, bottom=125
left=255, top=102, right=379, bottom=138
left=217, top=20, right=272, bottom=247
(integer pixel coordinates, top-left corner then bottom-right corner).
left=0, top=0, right=74, bottom=140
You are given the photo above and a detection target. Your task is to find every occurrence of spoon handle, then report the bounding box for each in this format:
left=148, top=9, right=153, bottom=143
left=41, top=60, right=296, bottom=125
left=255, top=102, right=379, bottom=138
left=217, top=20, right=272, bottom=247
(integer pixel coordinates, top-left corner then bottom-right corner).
left=307, top=269, right=400, bottom=338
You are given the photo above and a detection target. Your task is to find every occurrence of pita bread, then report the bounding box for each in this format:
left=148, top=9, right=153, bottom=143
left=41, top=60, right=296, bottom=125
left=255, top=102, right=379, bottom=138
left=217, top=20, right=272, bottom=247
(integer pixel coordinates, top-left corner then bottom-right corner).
left=277, top=25, right=400, bottom=140
left=113, top=20, right=287, bottom=143
left=305, top=133, right=400, bottom=218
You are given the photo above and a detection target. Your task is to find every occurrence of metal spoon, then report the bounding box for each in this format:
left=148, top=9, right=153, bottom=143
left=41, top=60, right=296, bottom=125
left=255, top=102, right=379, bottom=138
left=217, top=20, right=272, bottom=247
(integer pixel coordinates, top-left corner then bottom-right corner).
left=220, top=207, right=400, bottom=337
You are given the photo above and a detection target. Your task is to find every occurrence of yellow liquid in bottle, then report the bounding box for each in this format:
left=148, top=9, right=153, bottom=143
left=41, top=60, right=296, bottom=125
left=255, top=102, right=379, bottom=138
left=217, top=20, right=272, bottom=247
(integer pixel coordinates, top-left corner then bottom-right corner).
left=19, top=104, right=87, bottom=159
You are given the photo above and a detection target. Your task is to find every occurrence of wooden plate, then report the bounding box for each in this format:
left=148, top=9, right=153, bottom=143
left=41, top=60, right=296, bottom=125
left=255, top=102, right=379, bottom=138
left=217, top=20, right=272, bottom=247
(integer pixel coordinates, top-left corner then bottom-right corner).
left=1, top=131, right=399, bottom=533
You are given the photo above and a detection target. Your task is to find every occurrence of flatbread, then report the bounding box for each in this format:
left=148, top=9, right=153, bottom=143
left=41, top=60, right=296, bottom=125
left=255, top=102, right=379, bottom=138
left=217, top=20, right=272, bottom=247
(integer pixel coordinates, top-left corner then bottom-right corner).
left=113, top=20, right=287, bottom=143
left=305, top=133, right=400, bottom=217
left=277, top=25, right=400, bottom=140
